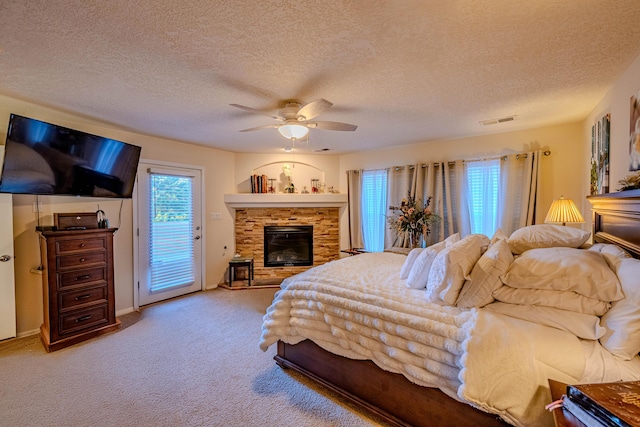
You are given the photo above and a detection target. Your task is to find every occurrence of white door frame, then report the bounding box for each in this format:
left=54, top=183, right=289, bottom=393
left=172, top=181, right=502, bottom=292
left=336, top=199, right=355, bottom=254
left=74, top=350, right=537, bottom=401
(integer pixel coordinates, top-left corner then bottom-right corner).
left=132, top=159, right=206, bottom=310
left=0, top=145, right=16, bottom=340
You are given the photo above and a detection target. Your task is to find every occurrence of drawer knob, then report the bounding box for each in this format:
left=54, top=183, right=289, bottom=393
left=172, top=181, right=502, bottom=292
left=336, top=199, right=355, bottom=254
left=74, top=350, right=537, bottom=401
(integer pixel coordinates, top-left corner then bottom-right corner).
left=79, top=243, right=86, bottom=248
left=75, top=294, right=91, bottom=301
left=75, top=275, right=91, bottom=281
left=79, top=258, right=86, bottom=262
left=76, top=315, right=92, bottom=323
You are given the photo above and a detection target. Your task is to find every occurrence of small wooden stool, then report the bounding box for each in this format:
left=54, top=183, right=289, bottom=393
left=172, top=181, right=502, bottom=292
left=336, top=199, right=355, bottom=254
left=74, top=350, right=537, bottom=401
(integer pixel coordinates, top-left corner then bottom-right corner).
left=228, top=257, right=254, bottom=287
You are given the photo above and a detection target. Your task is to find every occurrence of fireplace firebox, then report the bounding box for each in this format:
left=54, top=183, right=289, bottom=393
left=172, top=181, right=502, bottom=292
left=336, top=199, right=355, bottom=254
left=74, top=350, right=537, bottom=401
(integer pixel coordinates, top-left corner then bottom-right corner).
left=264, top=225, right=313, bottom=267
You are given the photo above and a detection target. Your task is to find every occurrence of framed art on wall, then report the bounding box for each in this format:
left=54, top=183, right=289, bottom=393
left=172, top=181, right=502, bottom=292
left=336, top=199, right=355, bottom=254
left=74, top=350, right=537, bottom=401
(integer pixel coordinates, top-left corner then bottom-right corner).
left=591, top=113, right=610, bottom=195
left=630, top=90, right=640, bottom=171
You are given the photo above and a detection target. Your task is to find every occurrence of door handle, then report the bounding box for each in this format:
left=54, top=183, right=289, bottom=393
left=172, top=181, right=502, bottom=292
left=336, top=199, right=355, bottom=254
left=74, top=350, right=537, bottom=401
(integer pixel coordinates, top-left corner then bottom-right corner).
left=0, top=255, right=10, bottom=262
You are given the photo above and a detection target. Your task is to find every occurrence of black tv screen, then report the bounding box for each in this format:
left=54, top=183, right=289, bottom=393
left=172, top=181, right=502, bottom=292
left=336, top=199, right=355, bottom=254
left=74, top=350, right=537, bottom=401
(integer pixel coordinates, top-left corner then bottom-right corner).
left=0, top=114, right=141, bottom=198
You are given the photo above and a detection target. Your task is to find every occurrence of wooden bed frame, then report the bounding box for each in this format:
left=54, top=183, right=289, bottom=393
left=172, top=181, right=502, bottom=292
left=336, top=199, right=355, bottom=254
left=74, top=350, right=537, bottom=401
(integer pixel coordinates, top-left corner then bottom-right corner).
left=273, top=190, right=640, bottom=427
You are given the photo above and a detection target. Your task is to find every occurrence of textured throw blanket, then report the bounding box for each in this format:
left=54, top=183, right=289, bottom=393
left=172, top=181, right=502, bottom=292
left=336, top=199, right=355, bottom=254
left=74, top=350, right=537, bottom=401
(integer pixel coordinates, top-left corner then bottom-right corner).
left=259, top=253, right=585, bottom=427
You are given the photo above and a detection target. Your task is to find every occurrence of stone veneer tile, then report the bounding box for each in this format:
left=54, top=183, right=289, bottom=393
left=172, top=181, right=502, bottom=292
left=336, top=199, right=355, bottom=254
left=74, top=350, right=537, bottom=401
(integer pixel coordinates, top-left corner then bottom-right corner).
left=234, top=208, right=340, bottom=280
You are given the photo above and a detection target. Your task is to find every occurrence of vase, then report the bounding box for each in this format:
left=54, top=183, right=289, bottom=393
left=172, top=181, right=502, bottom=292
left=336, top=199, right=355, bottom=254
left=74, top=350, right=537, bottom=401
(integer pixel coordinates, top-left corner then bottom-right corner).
left=409, top=232, right=423, bottom=248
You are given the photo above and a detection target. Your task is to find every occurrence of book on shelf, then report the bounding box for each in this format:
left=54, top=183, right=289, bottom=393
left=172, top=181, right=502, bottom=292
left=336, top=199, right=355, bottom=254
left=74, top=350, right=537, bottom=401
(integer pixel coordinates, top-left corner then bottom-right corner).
left=249, top=174, right=269, bottom=193
left=563, top=381, right=640, bottom=427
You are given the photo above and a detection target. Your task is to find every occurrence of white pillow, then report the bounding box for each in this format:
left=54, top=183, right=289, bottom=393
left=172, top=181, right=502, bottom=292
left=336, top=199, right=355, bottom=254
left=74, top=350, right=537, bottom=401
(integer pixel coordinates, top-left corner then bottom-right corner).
left=588, top=243, right=632, bottom=270
left=456, top=239, right=513, bottom=308
left=484, top=302, right=606, bottom=340
left=599, top=257, right=640, bottom=360
left=426, top=233, right=491, bottom=304
left=399, top=248, right=425, bottom=279
left=490, top=228, right=508, bottom=244
left=400, top=233, right=460, bottom=280
left=501, top=247, right=623, bottom=301
left=444, top=232, right=461, bottom=246
left=492, top=286, right=611, bottom=316
left=405, top=241, right=446, bottom=289
left=507, top=224, right=590, bottom=255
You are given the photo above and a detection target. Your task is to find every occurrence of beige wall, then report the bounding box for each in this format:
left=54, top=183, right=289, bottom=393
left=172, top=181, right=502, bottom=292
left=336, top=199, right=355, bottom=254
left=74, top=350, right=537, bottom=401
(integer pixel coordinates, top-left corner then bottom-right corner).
left=0, top=94, right=237, bottom=336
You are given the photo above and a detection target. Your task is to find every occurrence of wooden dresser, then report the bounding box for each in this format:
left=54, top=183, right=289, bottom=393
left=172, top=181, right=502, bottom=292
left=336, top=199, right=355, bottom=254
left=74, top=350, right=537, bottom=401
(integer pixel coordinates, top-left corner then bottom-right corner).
left=39, top=228, right=120, bottom=352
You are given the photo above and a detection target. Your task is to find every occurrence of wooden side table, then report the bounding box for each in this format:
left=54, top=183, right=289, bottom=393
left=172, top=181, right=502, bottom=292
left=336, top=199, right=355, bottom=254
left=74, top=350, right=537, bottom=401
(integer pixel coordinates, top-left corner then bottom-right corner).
left=228, top=258, right=254, bottom=287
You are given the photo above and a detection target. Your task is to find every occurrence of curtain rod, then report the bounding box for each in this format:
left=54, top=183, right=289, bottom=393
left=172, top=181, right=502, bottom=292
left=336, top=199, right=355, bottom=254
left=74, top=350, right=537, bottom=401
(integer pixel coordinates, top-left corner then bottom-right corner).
left=347, top=150, right=551, bottom=173
left=387, top=150, right=551, bottom=170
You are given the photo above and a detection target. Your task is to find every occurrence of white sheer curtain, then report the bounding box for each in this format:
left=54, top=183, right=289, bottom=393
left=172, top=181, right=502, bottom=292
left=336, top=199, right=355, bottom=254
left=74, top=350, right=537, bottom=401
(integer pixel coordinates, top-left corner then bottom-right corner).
left=346, top=169, right=364, bottom=249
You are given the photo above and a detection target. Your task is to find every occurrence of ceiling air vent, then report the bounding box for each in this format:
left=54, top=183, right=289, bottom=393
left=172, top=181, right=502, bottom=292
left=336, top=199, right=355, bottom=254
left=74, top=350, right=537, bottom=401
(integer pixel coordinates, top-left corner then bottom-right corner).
left=480, top=115, right=516, bottom=126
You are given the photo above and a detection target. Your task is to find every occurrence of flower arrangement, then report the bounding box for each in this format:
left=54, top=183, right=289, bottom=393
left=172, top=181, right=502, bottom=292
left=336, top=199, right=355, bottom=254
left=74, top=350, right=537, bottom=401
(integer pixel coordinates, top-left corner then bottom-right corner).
left=387, top=192, right=440, bottom=247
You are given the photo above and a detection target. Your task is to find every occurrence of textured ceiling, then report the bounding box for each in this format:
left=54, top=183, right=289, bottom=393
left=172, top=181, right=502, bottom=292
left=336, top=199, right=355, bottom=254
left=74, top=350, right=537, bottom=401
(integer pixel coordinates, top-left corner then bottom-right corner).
left=0, top=1, right=639, bottom=154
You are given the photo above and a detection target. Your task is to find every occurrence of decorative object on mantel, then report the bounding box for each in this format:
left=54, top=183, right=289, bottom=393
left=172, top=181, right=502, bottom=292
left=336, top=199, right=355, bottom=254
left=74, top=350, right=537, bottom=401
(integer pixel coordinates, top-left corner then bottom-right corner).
left=544, top=196, right=585, bottom=226
left=268, top=178, right=276, bottom=193
left=311, top=179, right=320, bottom=193
left=387, top=192, right=440, bottom=248
left=618, top=171, right=640, bottom=191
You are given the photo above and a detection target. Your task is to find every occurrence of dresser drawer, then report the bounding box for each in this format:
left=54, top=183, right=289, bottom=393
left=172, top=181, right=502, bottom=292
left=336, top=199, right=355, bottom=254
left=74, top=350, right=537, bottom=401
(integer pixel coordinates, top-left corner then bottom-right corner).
left=56, top=237, right=107, bottom=255
left=59, top=286, right=108, bottom=311
left=57, top=252, right=106, bottom=270
left=58, top=267, right=107, bottom=290
left=59, top=305, right=109, bottom=336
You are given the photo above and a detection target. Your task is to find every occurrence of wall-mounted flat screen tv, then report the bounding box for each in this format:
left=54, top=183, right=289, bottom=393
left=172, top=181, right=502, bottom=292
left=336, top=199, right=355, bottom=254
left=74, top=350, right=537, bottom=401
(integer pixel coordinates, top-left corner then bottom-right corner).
left=0, top=114, right=141, bottom=198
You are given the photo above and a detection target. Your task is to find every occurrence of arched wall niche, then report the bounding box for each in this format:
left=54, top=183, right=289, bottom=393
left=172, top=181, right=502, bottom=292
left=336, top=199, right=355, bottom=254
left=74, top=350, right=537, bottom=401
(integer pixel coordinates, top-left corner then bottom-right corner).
left=246, top=160, right=326, bottom=193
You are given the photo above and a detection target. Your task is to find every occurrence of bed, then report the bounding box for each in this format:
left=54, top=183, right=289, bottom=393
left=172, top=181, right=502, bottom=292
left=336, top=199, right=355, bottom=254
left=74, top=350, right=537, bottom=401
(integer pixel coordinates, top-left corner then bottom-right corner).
left=259, top=190, right=640, bottom=427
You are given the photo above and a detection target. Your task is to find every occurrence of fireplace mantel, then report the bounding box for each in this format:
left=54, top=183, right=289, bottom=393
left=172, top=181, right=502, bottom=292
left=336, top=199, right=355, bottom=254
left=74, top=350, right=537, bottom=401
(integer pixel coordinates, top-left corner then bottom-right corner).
left=224, top=193, right=347, bottom=208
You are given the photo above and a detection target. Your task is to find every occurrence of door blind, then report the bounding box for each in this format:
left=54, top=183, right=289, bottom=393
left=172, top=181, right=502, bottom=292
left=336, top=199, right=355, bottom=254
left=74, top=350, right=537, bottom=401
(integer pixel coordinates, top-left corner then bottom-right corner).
left=148, top=173, right=194, bottom=292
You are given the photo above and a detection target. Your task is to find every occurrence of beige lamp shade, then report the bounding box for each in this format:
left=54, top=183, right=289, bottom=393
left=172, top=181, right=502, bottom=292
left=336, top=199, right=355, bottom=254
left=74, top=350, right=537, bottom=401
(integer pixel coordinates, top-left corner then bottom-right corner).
left=544, top=196, right=585, bottom=226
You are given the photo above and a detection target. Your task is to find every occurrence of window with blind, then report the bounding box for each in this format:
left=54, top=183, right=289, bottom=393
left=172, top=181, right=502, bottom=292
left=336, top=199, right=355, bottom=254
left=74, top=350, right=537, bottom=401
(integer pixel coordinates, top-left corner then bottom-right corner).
left=149, top=173, right=194, bottom=292
left=361, top=169, right=388, bottom=252
left=466, top=159, right=500, bottom=237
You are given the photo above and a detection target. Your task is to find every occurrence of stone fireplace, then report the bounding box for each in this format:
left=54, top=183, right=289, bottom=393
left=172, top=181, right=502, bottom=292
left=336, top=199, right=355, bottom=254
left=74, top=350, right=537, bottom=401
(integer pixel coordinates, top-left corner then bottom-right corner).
left=233, top=206, right=340, bottom=283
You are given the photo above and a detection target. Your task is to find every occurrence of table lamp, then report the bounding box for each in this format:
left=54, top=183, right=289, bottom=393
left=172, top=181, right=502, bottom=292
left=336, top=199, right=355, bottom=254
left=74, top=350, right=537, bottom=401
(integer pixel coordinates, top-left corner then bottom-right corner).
left=544, top=196, right=585, bottom=226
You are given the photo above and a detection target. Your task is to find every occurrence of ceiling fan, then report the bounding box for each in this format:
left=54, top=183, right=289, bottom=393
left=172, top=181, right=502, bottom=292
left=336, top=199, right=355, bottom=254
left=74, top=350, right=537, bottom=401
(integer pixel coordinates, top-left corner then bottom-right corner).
left=230, top=98, right=357, bottom=140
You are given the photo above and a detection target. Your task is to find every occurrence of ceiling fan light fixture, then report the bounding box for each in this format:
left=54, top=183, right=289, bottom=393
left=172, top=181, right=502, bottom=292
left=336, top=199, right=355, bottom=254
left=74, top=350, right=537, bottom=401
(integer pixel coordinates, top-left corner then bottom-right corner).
left=278, top=123, right=309, bottom=139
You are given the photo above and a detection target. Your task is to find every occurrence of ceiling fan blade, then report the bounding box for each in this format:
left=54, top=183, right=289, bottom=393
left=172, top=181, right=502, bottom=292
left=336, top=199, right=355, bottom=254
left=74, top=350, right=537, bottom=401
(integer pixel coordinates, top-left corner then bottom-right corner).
left=239, top=124, right=281, bottom=132
left=229, top=104, right=284, bottom=121
left=307, top=121, right=357, bottom=131
left=296, top=98, right=333, bottom=121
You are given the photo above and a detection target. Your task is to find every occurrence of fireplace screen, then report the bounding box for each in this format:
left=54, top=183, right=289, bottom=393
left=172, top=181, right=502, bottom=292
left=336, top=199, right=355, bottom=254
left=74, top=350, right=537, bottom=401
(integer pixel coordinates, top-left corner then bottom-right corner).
left=264, top=226, right=313, bottom=267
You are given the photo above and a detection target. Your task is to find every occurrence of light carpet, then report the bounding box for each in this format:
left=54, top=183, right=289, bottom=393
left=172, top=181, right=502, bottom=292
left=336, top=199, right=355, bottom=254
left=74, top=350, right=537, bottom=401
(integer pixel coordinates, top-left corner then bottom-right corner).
left=0, top=288, right=388, bottom=427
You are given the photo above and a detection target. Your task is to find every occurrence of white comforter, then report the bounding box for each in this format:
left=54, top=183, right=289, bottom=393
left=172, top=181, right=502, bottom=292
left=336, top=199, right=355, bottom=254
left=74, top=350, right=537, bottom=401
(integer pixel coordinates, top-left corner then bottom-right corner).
left=259, top=252, right=639, bottom=427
